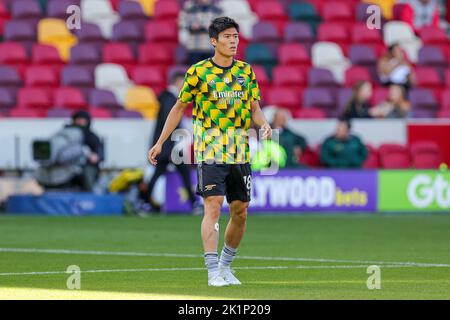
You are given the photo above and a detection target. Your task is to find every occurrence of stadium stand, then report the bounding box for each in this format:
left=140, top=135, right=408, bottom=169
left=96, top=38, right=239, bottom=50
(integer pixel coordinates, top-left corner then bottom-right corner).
left=379, top=143, right=412, bottom=169
left=38, top=18, right=78, bottom=61
left=410, top=141, right=442, bottom=169
left=0, top=0, right=449, bottom=171
left=0, top=0, right=448, bottom=121
left=80, top=0, right=120, bottom=39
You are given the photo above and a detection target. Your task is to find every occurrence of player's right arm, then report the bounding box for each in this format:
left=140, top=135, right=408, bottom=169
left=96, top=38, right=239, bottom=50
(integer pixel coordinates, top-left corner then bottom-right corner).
left=147, top=100, right=189, bottom=165
left=148, top=64, right=199, bottom=165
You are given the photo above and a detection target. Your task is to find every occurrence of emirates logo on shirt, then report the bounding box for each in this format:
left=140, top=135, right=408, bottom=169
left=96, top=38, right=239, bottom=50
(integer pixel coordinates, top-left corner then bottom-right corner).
left=213, top=91, right=244, bottom=99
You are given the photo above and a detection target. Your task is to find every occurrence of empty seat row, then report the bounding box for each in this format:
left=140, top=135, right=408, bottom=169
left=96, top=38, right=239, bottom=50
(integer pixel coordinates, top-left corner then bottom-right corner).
left=299, top=141, right=443, bottom=169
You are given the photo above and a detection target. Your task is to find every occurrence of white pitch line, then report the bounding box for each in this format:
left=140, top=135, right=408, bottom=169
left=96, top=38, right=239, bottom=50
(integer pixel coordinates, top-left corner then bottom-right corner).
left=239, top=255, right=450, bottom=268
left=0, top=264, right=422, bottom=277
left=1, top=247, right=450, bottom=268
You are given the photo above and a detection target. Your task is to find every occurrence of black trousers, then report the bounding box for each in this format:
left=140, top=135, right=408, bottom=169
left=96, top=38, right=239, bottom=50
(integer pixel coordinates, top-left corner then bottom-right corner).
left=70, top=165, right=99, bottom=192
left=145, top=160, right=196, bottom=205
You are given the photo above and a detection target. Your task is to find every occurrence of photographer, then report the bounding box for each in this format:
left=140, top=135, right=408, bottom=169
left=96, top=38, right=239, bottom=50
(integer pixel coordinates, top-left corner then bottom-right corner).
left=35, top=110, right=104, bottom=191
left=179, top=0, right=222, bottom=64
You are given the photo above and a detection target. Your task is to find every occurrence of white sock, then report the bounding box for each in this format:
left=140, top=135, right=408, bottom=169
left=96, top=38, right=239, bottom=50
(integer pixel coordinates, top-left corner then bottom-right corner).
left=219, top=244, right=237, bottom=269
left=204, top=252, right=219, bottom=277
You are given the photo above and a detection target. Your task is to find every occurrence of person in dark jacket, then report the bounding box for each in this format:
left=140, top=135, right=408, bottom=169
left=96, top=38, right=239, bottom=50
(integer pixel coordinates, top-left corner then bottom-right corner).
left=341, top=80, right=373, bottom=120
left=271, top=108, right=308, bottom=168
left=179, top=0, right=223, bottom=64
left=141, top=71, right=200, bottom=213
left=68, top=110, right=104, bottom=191
left=320, top=119, right=367, bottom=168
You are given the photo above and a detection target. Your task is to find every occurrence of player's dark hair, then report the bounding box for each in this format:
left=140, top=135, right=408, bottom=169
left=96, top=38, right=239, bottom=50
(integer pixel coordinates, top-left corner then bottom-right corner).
left=209, top=17, right=239, bottom=40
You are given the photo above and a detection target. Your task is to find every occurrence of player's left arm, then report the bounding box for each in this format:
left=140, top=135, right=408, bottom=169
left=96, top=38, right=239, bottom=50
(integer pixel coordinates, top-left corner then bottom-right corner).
left=251, top=100, right=272, bottom=140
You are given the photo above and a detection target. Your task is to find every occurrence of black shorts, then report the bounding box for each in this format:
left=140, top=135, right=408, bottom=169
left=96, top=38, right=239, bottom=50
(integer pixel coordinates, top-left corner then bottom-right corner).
left=196, top=163, right=252, bottom=203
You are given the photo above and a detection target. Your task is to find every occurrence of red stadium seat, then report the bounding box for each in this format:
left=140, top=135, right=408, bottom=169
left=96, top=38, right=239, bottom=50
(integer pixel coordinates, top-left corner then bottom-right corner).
left=419, top=26, right=449, bottom=52
left=102, top=42, right=136, bottom=76
left=235, top=37, right=248, bottom=61
left=254, top=1, right=287, bottom=20
left=247, top=0, right=259, bottom=10
left=54, top=87, right=87, bottom=110
left=363, top=144, right=379, bottom=169
left=278, top=43, right=310, bottom=72
left=109, top=0, right=120, bottom=11
left=393, top=3, right=411, bottom=21
left=17, top=88, right=52, bottom=110
left=153, top=0, right=179, bottom=22
left=293, top=0, right=323, bottom=13
left=9, top=107, right=44, bottom=118
left=447, top=47, right=450, bottom=66
left=318, top=23, right=350, bottom=54
left=89, top=107, right=113, bottom=118
left=25, top=66, right=59, bottom=90
left=145, top=20, right=178, bottom=43
left=0, top=1, right=9, bottom=22
left=272, top=65, right=306, bottom=91
left=410, top=141, right=442, bottom=169
left=138, top=43, right=172, bottom=66
left=371, top=87, right=389, bottom=106
left=295, top=108, right=326, bottom=119
left=252, top=64, right=270, bottom=85
left=138, top=46, right=173, bottom=78
left=32, top=44, right=65, bottom=75
left=442, top=89, right=450, bottom=110
left=299, top=146, right=321, bottom=167
left=131, top=66, right=165, bottom=95
left=267, top=87, right=301, bottom=112
left=445, top=69, right=450, bottom=88
left=415, top=67, right=444, bottom=102
left=438, top=110, right=450, bottom=118
left=322, top=1, right=353, bottom=23
left=379, top=144, right=411, bottom=169
left=0, top=0, right=8, bottom=14
left=344, top=66, right=372, bottom=87
left=0, top=41, right=30, bottom=78
left=351, top=23, right=385, bottom=56
left=419, top=26, right=448, bottom=46
left=254, top=1, right=289, bottom=34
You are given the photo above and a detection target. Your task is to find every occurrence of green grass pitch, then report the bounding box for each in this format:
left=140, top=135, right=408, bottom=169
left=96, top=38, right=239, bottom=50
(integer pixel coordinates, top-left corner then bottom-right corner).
left=0, top=213, right=449, bottom=299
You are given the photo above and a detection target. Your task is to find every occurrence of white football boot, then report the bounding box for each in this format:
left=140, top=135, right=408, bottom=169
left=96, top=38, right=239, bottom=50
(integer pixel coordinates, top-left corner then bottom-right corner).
left=208, top=272, right=229, bottom=287
left=219, top=267, right=241, bottom=285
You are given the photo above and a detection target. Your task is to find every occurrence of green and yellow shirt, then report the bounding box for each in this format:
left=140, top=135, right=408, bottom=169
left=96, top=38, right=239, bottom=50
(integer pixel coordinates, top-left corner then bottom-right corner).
left=178, top=58, right=261, bottom=164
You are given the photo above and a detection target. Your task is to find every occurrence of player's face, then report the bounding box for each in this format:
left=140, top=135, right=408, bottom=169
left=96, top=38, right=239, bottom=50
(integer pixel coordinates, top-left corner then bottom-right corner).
left=213, top=28, right=239, bottom=57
